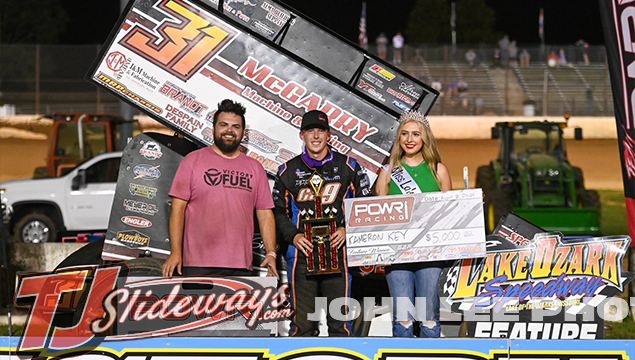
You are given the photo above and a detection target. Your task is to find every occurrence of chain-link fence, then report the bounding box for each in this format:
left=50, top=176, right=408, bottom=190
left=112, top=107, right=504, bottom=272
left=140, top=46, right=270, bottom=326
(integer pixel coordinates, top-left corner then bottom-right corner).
left=0, top=44, right=614, bottom=116
left=0, top=44, right=121, bottom=114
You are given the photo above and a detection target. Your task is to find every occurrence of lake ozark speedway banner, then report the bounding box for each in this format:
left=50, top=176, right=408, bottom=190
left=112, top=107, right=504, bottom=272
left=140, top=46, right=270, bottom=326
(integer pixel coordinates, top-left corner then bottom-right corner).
left=2, top=337, right=635, bottom=359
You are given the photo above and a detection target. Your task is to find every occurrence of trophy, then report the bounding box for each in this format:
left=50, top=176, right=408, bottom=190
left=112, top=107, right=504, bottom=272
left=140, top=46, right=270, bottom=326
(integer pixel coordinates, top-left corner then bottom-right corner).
left=302, top=172, right=340, bottom=275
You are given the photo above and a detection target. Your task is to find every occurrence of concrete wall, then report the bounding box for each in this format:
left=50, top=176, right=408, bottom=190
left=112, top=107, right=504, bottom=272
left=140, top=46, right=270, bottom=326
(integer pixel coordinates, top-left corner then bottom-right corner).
left=427, top=116, right=618, bottom=139
left=1, top=243, right=87, bottom=317
left=9, top=243, right=87, bottom=273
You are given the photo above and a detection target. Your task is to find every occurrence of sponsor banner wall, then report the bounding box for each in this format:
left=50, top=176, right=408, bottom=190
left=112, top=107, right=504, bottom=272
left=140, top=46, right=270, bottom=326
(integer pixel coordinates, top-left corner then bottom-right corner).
left=89, top=0, right=406, bottom=179
left=3, top=337, right=635, bottom=360
left=600, top=0, right=635, bottom=240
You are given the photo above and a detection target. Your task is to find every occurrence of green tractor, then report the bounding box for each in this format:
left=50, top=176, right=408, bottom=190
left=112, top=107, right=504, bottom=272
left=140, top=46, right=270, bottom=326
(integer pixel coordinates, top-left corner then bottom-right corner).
left=476, top=120, right=600, bottom=236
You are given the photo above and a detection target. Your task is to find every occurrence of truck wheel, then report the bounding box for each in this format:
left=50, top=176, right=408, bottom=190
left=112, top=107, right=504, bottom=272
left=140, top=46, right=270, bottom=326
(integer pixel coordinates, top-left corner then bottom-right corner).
left=13, top=212, right=59, bottom=243
left=579, top=189, right=600, bottom=209
left=485, top=190, right=511, bottom=233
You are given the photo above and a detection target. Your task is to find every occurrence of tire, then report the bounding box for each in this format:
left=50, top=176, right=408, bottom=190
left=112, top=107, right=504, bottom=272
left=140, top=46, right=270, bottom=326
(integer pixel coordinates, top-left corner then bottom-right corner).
left=65, top=257, right=164, bottom=335
left=13, top=212, right=59, bottom=243
left=485, top=190, right=512, bottom=233
left=579, top=189, right=600, bottom=209
left=122, top=257, right=164, bottom=276
left=55, top=239, right=105, bottom=270
left=476, top=166, right=501, bottom=233
left=573, top=166, right=585, bottom=189
left=475, top=165, right=495, bottom=192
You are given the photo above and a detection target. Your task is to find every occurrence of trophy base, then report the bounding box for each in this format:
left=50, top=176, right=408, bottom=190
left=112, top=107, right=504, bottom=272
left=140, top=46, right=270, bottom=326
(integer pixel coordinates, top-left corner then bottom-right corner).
left=303, top=217, right=340, bottom=276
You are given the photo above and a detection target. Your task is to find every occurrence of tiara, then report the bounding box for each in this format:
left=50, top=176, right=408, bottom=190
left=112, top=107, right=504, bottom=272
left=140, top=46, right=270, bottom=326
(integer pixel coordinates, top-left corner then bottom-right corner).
left=399, top=110, right=430, bottom=128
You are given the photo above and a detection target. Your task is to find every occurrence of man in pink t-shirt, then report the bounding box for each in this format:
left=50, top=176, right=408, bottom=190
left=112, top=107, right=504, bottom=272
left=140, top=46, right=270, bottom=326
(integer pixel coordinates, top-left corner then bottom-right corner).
left=162, top=99, right=277, bottom=278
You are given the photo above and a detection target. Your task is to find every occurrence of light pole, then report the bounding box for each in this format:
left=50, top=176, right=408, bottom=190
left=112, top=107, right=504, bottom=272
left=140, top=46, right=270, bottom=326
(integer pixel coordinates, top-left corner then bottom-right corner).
left=451, top=1, right=456, bottom=59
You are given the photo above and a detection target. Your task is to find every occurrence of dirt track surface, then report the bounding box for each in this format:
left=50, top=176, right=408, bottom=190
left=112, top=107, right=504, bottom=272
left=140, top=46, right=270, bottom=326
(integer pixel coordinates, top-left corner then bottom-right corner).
left=0, top=137, right=624, bottom=191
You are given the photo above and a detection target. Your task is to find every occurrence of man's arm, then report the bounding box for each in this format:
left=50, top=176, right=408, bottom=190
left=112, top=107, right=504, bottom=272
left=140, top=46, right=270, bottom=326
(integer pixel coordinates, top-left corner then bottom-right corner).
left=374, top=167, right=391, bottom=196
left=272, top=170, right=313, bottom=256
left=436, top=163, right=452, bottom=191
left=272, top=171, right=301, bottom=247
left=162, top=197, right=187, bottom=277
left=337, top=160, right=371, bottom=226
left=353, top=161, right=372, bottom=198
left=332, top=160, right=372, bottom=249
left=256, top=209, right=278, bottom=277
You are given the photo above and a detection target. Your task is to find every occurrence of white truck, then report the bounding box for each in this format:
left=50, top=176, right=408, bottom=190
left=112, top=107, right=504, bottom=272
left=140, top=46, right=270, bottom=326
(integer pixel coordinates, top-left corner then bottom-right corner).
left=1, top=152, right=122, bottom=243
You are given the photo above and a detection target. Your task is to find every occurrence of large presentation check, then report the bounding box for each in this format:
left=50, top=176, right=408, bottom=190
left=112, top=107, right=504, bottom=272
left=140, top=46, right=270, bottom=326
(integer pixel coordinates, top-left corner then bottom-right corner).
left=344, top=189, right=486, bottom=267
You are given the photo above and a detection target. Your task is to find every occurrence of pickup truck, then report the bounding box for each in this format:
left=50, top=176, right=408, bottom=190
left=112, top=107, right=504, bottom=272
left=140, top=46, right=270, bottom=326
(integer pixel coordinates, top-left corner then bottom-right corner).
left=1, top=152, right=122, bottom=243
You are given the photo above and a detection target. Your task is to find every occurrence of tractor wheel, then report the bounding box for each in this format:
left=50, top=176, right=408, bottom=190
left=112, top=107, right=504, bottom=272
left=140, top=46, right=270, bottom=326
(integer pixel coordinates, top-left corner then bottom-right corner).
left=477, top=166, right=507, bottom=233
left=475, top=165, right=495, bottom=192
left=579, top=189, right=601, bottom=209
left=485, top=190, right=512, bottom=233
left=573, top=167, right=585, bottom=189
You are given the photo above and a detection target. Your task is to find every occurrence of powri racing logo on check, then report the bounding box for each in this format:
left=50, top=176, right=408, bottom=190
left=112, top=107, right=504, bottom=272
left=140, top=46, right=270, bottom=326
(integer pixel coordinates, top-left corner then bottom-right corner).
left=349, top=196, right=415, bottom=227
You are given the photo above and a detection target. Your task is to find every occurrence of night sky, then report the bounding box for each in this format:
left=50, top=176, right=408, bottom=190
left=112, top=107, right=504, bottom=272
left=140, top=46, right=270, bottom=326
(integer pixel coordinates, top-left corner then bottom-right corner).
left=57, top=0, right=605, bottom=45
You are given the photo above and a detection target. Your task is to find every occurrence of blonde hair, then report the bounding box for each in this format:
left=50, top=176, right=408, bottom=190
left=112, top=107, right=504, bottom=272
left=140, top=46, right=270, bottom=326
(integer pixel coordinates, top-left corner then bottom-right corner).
left=388, top=111, right=442, bottom=184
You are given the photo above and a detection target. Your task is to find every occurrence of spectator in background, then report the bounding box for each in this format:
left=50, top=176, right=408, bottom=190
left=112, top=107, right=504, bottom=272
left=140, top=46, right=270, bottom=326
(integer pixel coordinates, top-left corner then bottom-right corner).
left=431, top=78, right=443, bottom=97
left=547, top=51, right=558, bottom=68
left=457, top=79, right=468, bottom=94
left=474, top=97, right=484, bottom=115
left=498, top=35, right=510, bottom=67
left=457, top=79, right=469, bottom=108
left=519, top=49, right=531, bottom=67
left=492, top=48, right=501, bottom=68
left=448, top=79, right=458, bottom=99
left=558, top=48, right=568, bottom=66
left=376, top=33, right=388, bottom=60
left=576, top=39, right=591, bottom=65
left=392, top=32, right=405, bottom=65
left=465, top=49, right=477, bottom=67
left=508, top=41, right=518, bottom=66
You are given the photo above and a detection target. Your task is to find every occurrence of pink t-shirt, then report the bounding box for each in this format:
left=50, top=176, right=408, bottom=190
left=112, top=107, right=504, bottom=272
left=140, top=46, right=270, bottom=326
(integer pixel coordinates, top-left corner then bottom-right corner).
left=169, top=147, right=273, bottom=269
